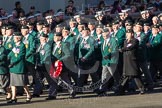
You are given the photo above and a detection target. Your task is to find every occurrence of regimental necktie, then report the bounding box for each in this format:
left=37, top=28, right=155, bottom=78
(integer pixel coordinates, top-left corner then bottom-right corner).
left=149, top=36, right=155, bottom=44
left=103, top=40, right=106, bottom=50
left=53, top=44, right=58, bottom=55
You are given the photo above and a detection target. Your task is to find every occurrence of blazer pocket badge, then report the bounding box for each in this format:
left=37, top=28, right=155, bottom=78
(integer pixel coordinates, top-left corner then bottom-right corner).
left=58, top=49, right=61, bottom=54
left=8, top=44, right=12, bottom=48
left=108, top=48, right=111, bottom=52
left=25, top=44, right=28, bottom=49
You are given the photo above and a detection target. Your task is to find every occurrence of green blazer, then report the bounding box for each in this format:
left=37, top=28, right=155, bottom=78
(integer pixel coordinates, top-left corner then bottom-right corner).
left=39, top=43, right=51, bottom=65
left=93, top=34, right=104, bottom=61
left=71, top=27, right=79, bottom=36
left=149, top=33, right=162, bottom=61
left=48, top=32, right=54, bottom=41
left=113, top=29, right=125, bottom=48
left=35, top=31, right=43, bottom=45
left=90, top=30, right=97, bottom=37
left=23, top=34, right=36, bottom=64
left=79, top=36, right=95, bottom=60
left=101, top=37, right=118, bottom=66
left=63, top=36, right=75, bottom=52
left=29, top=30, right=37, bottom=37
left=8, top=42, right=26, bottom=74
left=0, top=46, right=8, bottom=74
left=52, top=42, right=70, bottom=62
left=4, top=36, right=14, bottom=53
left=134, top=32, right=147, bottom=61
left=120, top=27, right=126, bottom=33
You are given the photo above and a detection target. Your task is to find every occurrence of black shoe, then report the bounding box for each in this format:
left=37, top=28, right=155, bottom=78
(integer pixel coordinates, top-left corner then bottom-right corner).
left=69, top=91, right=76, bottom=99
left=7, top=99, right=17, bottom=104
left=32, top=94, right=40, bottom=98
left=6, top=97, right=11, bottom=100
left=139, top=88, right=145, bottom=95
left=98, top=92, right=108, bottom=97
left=26, top=96, right=32, bottom=103
left=45, top=96, right=56, bottom=100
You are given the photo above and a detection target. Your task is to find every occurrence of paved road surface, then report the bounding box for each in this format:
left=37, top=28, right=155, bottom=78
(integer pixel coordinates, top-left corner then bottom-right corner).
left=0, top=87, right=162, bottom=108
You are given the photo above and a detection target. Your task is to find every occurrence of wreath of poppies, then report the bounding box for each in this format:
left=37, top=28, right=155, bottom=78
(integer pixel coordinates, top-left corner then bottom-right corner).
left=50, top=61, right=63, bottom=78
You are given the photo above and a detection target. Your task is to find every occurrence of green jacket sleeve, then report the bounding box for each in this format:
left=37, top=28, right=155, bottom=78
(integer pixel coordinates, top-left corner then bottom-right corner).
left=59, top=43, right=70, bottom=61
left=116, top=30, right=125, bottom=48
left=26, top=36, right=36, bottom=58
left=0, top=47, right=6, bottom=61
left=83, top=38, right=95, bottom=59
left=41, top=44, right=51, bottom=64
left=151, top=34, right=162, bottom=48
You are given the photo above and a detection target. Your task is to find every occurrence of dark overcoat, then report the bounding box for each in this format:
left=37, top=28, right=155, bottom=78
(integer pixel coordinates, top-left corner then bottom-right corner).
left=122, top=38, right=140, bottom=76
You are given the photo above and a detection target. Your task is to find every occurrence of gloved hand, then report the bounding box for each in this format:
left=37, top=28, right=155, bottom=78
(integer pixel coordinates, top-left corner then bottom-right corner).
left=81, top=57, right=86, bottom=62
left=104, top=56, right=108, bottom=59
left=8, top=64, right=14, bottom=68
left=37, top=63, right=43, bottom=67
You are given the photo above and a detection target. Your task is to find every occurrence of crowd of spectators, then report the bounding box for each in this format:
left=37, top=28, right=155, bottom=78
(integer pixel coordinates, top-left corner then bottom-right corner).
left=0, top=0, right=162, bottom=19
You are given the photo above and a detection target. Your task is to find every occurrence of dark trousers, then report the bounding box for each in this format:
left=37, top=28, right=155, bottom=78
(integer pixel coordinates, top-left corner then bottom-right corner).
left=58, top=71, right=74, bottom=94
left=138, top=61, right=154, bottom=86
left=34, top=65, right=58, bottom=96
left=100, top=64, right=120, bottom=92
left=96, top=61, right=103, bottom=80
left=116, top=53, right=123, bottom=80
left=77, top=72, right=100, bottom=92
left=150, top=61, right=162, bottom=81
left=120, top=76, right=144, bottom=93
left=25, top=62, right=36, bottom=85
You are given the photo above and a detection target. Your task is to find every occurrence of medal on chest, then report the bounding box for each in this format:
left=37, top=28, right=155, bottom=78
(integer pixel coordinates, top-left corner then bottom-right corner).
left=57, top=43, right=62, bottom=54
left=58, top=49, right=62, bottom=54
left=40, top=49, right=45, bottom=55
left=84, top=43, right=90, bottom=49
left=23, top=40, right=29, bottom=49
left=12, top=47, right=20, bottom=57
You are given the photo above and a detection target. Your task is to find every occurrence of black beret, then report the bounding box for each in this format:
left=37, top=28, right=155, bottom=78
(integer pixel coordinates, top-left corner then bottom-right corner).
left=96, top=24, right=103, bottom=28
left=125, top=19, right=132, bottom=23
left=69, top=18, right=76, bottom=23
left=126, top=29, right=134, bottom=33
left=13, top=32, right=22, bottom=37
left=54, top=32, right=62, bottom=37
left=106, top=23, right=112, bottom=27
left=143, top=23, right=150, bottom=26
left=102, top=28, right=109, bottom=32
left=62, top=27, right=70, bottom=31
left=126, top=22, right=133, bottom=26
left=36, top=21, right=44, bottom=25
left=88, top=22, right=95, bottom=25
left=55, top=24, right=62, bottom=28
left=78, top=22, right=85, bottom=26
left=21, top=25, right=29, bottom=29
left=43, top=24, right=50, bottom=28
left=112, top=21, right=119, bottom=25
left=135, top=22, right=143, bottom=26
left=6, top=25, right=13, bottom=30
left=40, top=33, right=48, bottom=38
left=83, top=27, right=90, bottom=31
left=152, top=25, right=159, bottom=28
left=1, top=25, right=6, bottom=29
left=68, top=0, right=74, bottom=3
left=27, top=22, right=34, bottom=26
